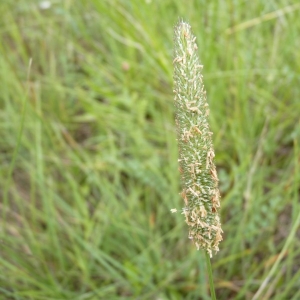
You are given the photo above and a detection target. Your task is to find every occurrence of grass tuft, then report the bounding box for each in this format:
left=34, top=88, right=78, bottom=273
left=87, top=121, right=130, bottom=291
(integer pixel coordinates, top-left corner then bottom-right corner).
left=1, top=1, right=300, bottom=299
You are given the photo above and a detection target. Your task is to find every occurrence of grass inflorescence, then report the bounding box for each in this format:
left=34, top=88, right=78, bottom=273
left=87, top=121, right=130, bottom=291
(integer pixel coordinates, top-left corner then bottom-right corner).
left=173, top=21, right=222, bottom=257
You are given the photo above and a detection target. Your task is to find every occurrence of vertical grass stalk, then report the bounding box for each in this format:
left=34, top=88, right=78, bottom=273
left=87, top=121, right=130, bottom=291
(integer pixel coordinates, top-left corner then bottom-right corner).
left=205, top=252, right=217, bottom=300
left=173, top=20, right=222, bottom=298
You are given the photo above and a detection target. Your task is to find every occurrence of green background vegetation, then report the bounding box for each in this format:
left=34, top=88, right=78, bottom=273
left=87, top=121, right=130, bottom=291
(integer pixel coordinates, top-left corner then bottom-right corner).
left=1, top=1, right=300, bottom=299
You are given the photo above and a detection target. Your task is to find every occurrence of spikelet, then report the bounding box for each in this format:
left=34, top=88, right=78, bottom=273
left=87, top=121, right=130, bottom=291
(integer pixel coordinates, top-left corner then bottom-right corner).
left=173, top=21, right=222, bottom=257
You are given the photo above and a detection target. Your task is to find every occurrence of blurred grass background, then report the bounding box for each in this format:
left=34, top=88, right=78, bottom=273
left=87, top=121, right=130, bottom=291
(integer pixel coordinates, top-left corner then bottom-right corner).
left=1, top=0, right=300, bottom=299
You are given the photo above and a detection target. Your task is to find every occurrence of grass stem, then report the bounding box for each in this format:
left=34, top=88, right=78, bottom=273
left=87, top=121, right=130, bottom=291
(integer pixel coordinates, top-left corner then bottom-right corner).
left=205, top=252, right=217, bottom=300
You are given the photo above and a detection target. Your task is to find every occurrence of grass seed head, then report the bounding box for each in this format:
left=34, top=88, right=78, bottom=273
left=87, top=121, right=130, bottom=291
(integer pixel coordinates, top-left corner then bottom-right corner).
left=173, top=21, right=222, bottom=257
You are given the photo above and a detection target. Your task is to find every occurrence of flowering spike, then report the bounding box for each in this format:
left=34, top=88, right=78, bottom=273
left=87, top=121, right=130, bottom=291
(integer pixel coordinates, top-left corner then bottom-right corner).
left=173, top=21, right=222, bottom=256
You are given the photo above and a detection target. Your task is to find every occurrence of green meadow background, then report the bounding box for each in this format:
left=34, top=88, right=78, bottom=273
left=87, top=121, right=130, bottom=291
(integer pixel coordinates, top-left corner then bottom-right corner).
left=1, top=1, right=300, bottom=299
